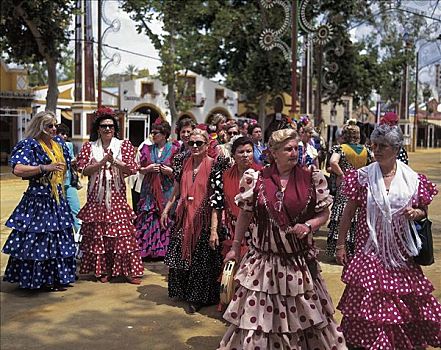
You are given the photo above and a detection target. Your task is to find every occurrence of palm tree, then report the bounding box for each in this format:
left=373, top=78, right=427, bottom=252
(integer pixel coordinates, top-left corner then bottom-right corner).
left=125, top=64, right=138, bottom=80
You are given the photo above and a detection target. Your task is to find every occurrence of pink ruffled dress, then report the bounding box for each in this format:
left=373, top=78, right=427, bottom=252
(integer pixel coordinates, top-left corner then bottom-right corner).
left=218, top=168, right=346, bottom=350
left=338, top=170, right=440, bottom=349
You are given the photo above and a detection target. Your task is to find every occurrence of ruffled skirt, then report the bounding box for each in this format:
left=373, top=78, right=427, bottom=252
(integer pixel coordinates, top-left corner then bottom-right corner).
left=135, top=198, right=170, bottom=258
left=3, top=188, right=77, bottom=289
left=218, top=247, right=346, bottom=349
left=78, top=198, right=143, bottom=278
left=338, top=252, right=441, bottom=349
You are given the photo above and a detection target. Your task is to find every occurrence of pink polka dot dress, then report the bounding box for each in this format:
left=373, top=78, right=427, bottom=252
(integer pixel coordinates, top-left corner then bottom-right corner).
left=338, top=170, right=441, bottom=349
left=76, top=140, right=144, bottom=278
left=218, top=168, right=346, bottom=350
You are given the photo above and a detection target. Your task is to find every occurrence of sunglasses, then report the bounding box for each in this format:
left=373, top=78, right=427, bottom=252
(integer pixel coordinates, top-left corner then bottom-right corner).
left=99, top=124, right=115, bottom=129
left=45, top=124, right=56, bottom=129
left=188, top=140, right=206, bottom=147
left=228, top=131, right=239, bottom=136
left=151, top=130, right=162, bottom=135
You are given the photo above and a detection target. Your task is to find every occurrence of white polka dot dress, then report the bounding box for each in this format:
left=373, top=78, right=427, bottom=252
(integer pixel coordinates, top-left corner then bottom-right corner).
left=76, top=140, right=143, bottom=278
left=337, top=170, right=441, bottom=349
left=2, top=138, right=77, bottom=289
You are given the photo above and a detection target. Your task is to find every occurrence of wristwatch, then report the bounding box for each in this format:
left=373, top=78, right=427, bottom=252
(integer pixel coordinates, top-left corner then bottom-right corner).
left=304, top=222, right=312, bottom=233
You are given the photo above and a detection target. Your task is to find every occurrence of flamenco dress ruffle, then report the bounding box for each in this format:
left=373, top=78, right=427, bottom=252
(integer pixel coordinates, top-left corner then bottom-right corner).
left=78, top=189, right=144, bottom=278
left=338, top=252, right=441, bottom=349
left=219, top=247, right=346, bottom=350
left=3, top=183, right=76, bottom=289
left=135, top=197, right=169, bottom=258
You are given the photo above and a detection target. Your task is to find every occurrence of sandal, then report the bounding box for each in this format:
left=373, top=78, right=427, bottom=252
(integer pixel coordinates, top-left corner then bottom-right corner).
left=126, top=276, right=142, bottom=285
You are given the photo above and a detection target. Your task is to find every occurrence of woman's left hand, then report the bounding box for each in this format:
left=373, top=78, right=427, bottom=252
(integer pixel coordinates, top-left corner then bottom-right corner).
left=160, top=164, right=173, bottom=176
left=288, top=223, right=311, bottom=239
left=404, top=207, right=423, bottom=221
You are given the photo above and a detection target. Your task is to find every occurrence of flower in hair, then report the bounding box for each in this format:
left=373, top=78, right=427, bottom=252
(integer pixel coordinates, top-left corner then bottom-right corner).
left=95, top=106, right=115, bottom=117
left=195, top=123, right=208, bottom=131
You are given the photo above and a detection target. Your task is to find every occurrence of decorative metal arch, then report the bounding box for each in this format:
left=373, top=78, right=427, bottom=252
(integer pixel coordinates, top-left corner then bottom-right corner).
left=100, top=0, right=121, bottom=75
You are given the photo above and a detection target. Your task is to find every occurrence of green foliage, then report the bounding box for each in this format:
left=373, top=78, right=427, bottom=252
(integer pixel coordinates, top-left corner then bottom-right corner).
left=0, top=0, right=75, bottom=64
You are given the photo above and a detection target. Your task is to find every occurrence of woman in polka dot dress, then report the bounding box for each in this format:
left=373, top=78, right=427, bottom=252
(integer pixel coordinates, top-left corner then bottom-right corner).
left=336, top=124, right=440, bottom=349
left=218, top=129, right=346, bottom=350
left=135, top=119, right=179, bottom=258
left=326, top=123, right=373, bottom=258
left=2, top=111, right=77, bottom=290
left=162, top=128, right=225, bottom=314
left=77, top=108, right=143, bottom=284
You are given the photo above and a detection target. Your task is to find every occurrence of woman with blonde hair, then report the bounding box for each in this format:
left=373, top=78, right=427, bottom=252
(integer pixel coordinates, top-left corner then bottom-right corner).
left=218, top=128, right=346, bottom=349
left=162, top=128, right=225, bottom=314
left=2, top=111, right=77, bottom=290
left=326, top=122, right=373, bottom=258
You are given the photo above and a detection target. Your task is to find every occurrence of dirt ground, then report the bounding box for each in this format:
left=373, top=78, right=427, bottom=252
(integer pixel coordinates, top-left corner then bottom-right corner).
left=0, top=149, right=440, bottom=350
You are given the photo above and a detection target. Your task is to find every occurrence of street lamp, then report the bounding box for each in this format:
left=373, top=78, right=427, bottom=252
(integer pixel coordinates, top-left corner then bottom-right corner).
left=413, top=35, right=441, bottom=151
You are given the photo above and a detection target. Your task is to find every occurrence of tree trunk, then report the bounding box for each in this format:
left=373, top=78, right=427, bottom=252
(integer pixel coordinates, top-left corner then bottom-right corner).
left=258, top=94, right=267, bottom=130
left=14, top=3, right=59, bottom=112
left=45, top=57, right=59, bottom=112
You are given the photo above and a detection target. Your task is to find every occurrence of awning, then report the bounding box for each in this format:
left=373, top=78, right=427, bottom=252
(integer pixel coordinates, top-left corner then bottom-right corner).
left=61, top=110, right=73, bottom=120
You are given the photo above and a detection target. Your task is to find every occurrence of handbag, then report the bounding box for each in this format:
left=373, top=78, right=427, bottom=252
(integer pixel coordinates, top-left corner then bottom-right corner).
left=70, top=169, right=83, bottom=190
left=411, top=218, right=434, bottom=266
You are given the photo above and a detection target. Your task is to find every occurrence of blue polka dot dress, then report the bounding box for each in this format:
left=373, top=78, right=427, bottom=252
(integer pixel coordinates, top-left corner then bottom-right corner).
left=2, top=138, right=77, bottom=289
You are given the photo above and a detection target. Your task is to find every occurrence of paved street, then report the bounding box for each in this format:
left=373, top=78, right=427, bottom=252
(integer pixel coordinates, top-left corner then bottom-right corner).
left=1, top=149, right=440, bottom=350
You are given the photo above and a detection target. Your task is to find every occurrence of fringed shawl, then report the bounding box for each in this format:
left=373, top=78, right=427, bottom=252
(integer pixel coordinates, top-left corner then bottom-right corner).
left=176, top=156, right=214, bottom=261
left=361, top=161, right=421, bottom=268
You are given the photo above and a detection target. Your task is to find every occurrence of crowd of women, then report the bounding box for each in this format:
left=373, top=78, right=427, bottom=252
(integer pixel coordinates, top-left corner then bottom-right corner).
left=2, top=107, right=440, bottom=349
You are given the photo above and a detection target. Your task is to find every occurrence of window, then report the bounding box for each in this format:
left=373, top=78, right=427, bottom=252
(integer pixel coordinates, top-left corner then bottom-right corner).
left=215, top=88, right=225, bottom=102
left=141, top=82, right=154, bottom=97
left=73, top=113, right=81, bottom=135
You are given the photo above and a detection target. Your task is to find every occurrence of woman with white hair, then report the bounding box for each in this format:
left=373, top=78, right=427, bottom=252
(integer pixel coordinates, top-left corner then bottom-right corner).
left=336, top=124, right=440, bottom=349
left=2, top=111, right=77, bottom=291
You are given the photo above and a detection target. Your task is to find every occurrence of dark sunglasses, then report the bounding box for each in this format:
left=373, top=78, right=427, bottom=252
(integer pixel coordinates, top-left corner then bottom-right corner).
left=45, top=124, right=56, bottom=129
left=99, top=124, right=115, bottom=129
left=151, top=130, right=162, bottom=135
left=188, top=140, right=206, bottom=147
left=228, top=131, right=239, bottom=136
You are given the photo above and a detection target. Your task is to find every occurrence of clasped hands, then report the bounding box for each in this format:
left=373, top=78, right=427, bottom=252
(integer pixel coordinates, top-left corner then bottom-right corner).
left=139, top=163, right=172, bottom=175
left=285, top=223, right=311, bottom=239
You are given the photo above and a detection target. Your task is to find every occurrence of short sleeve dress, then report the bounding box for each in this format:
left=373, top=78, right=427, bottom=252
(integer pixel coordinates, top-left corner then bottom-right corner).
left=337, top=170, right=441, bottom=349
left=2, top=138, right=76, bottom=289
left=218, top=167, right=346, bottom=350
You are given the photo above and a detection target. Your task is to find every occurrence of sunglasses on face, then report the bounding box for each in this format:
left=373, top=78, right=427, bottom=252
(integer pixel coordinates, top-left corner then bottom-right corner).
left=45, top=124, right=56, bottom=129
left=151, top=130, right=162, bottom=135
left=188, top=140, right=206, bottom=147
left=228, top=131, right=239, bottom=136
left=99, top=124, right=115, bottom=129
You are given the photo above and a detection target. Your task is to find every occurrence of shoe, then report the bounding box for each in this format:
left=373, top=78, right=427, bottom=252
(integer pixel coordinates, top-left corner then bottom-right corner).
left=126, top=276, right=142, bottom=285
left=44, top=284, right=68, bottom=292
left=188, top=303, right=201, bottom=314
left=98, top=275, right=109, bottom=283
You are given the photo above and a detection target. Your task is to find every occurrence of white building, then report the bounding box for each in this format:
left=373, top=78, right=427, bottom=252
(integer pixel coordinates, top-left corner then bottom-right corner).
left=120, top=71, right=238, bottom=146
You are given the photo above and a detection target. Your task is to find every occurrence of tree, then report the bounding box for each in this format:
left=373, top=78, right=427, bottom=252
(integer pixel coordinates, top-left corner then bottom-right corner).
left=125, top=64, right=138, bottom=80
left=121, top=0, right=219, bottom=125
left=0, top=0, right=76, bottom=111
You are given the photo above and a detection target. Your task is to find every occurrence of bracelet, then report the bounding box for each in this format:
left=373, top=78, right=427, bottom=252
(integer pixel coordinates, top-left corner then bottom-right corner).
left=304, top=222, right=312, bottom=233
left=232, top=240, right=241, bottom=245
left=39, top=164, right=46, bottom=174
